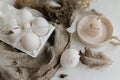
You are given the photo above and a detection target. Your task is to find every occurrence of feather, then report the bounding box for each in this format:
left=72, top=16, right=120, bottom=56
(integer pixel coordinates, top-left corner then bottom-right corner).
left=80, top=47, right=112, bottom=68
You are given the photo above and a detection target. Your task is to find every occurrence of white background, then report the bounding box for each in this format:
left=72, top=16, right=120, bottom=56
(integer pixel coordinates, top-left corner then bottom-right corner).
left=51, top=0, right=120, bottom=80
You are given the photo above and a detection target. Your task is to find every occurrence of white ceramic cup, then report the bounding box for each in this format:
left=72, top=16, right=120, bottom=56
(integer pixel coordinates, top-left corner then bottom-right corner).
left=77, top=14, right=120, bottom=48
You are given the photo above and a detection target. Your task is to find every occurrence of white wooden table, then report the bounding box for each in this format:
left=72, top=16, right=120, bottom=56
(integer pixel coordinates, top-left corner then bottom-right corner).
left=51, top=0, right=120, bottom=80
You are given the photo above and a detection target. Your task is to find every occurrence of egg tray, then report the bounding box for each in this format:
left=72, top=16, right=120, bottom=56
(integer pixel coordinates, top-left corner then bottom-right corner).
left=0, top=26, right=55, bottom=57
left=0, top=2, right=55, bottom=57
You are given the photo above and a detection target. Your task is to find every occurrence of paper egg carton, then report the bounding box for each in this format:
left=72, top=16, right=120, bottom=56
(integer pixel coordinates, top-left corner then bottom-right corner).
left=0, top=2, right=55, bottom=57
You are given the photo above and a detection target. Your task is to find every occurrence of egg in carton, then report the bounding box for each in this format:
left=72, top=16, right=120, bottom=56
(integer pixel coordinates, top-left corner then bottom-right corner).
left=0, top=2, right=55, bottom=57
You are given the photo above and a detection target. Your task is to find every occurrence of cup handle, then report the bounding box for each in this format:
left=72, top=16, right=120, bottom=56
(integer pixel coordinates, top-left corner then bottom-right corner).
left=109, top=36, right=120, bottom=45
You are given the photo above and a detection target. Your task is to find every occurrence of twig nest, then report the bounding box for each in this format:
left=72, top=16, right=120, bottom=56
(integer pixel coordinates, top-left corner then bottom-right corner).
left=16, top=9, right=34, bottom=26
left=21, top=32, right=40, bottom=51
left=60, top=49, right=80, bottom=68
left=32, top=17, right=50, bottom=37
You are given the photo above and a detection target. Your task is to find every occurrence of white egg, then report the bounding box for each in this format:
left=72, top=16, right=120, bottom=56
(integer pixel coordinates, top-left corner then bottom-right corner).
left=32, top=17, right=49, bottom=27
left=60, top=49, right=80, bottom=68
left=32, top=17, right=50, bottom=37
left=7, top=16, right=18, bottom=28
left=6, top=17, right=22, bottom=42
left=8, top=27, right=22, bottom=42
left=46, top=0, right=61, bottom=8
left=21, top=32, right=40, bottom=51
left=16, top=9, right=34, bottom=26
left=23, top=23, right=32, bottom=32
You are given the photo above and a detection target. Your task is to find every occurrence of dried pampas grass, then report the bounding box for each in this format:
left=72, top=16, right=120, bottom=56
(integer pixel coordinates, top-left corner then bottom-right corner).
left=80, top=48, right=112, bottom=69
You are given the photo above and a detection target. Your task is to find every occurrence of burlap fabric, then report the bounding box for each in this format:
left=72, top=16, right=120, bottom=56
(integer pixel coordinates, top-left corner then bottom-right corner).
left=0, top=25, right=70, bottom=80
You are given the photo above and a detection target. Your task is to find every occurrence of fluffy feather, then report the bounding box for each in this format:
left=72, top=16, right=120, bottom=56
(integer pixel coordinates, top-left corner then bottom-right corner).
left=80, top=48, right=112, bottom=69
